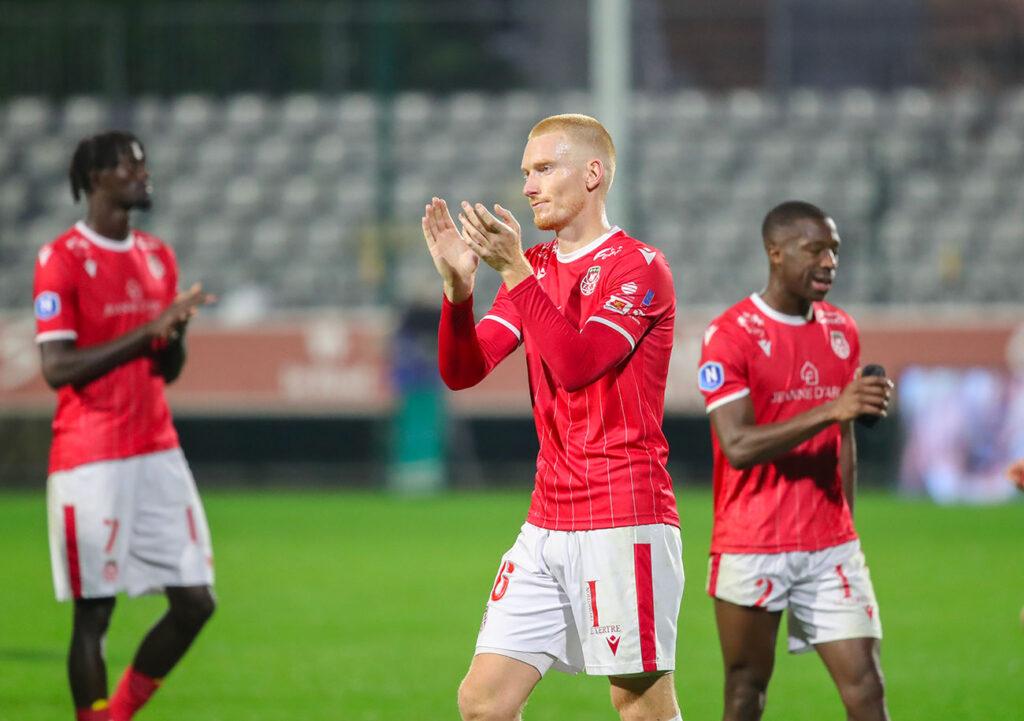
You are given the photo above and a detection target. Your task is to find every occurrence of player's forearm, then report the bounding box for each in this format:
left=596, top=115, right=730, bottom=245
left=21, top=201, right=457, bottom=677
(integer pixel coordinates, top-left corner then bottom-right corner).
left=41, top=323, right=159, bottom=389
left=840, top=420, right=857, bottom=517
left=509, top=276, right=628, bottom=391
left=720, top=403, right=839, bottom=470
left=438, top=294, right=489, bottom=390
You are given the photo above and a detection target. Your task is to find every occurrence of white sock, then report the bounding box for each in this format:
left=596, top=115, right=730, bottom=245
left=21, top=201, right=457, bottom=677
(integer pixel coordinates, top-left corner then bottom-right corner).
left=666, top=715, right=682, bottom=721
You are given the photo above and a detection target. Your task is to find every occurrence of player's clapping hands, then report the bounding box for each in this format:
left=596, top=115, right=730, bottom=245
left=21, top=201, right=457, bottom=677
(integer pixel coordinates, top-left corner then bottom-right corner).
left=152, top=283, right=216, bottom=341
left=832, top=373, right=893, bottom=423
left=459, top=202, right=534, bottom=286
left=423, top=197, right=480, bottom=302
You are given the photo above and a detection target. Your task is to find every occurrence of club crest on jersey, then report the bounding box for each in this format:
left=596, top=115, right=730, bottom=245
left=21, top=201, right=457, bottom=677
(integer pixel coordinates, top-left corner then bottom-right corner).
left=580, top=265, right=601, bottom=295
left=830, top=330, right=850, bottom=359
left=699, top=361, right=725, bottom=391
left=34, top=291, right=60, bottom=321
left=604, top=295, right=633, bottom=315
left=147, top=253, right=165, bottom=280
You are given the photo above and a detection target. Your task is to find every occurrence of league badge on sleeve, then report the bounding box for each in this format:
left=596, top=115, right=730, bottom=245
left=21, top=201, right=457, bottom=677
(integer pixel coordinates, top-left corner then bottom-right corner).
left=698, top=361, right=725, bottom=392
left=34, top=291, right=61, bottom=321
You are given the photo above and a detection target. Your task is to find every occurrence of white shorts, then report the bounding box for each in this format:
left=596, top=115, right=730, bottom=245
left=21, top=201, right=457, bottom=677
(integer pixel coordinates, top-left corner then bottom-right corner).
left=47, top=448, right=215, bottom=602
left=475, top=522, right=684, bottom=677
left=707, top=540, right=882, bottom=654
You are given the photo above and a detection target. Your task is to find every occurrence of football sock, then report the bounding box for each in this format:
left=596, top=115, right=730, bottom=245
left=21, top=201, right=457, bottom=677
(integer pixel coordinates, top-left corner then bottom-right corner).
left=109, top=666, right=162, bottom=721
left=75, top=699, right=110, bottom=721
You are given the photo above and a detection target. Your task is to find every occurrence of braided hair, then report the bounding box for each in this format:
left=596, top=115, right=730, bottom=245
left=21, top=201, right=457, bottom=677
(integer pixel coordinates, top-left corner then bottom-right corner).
left=69, top=131, right=145, bottom=202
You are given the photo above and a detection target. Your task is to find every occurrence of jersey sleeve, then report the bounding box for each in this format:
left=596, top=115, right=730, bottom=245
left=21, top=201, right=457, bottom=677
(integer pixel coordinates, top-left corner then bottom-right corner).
left=33, top=244, right=78, bottom=344
left=478, top=281, right=523, bottom=345
left=698, top=319, right=751, bottom=413
left=585, top=249, right=674, bottom=351
left=846, top=314, right=862, bottom=382
left=438, top=288, right=521, bottom=390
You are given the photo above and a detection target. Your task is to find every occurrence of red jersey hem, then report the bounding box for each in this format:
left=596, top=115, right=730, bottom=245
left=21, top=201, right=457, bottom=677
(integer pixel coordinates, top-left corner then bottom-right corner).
left=48, top=439, right=181, bottom=474
left=527, top=512, right=680, bottom=532
left=709, top=530, right=858, bottom=555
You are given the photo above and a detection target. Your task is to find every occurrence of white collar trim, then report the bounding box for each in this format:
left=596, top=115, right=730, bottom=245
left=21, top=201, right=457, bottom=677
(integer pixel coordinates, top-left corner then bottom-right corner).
left=556, top=226, right=621, bottom=263
left=75, top=221, right=135, bottom=252
left=750, top=293, right=813, bottom=325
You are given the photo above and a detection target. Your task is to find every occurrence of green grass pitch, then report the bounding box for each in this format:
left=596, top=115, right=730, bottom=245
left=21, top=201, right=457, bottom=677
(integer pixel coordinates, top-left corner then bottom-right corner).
left=1, top=488, right=1021, bottom=720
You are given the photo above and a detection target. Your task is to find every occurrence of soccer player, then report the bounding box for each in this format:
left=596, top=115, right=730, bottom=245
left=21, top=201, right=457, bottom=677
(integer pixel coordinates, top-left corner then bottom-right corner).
left=422, top=114, right=684, bottom=721
left=697, top=201, right=893, bottom=721
left=34, top=131, right=216, bottom=721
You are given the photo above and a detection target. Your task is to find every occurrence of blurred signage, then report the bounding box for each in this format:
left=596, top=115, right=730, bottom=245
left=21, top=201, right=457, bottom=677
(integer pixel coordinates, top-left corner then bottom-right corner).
left=3, top=311, right=1024, bottom=416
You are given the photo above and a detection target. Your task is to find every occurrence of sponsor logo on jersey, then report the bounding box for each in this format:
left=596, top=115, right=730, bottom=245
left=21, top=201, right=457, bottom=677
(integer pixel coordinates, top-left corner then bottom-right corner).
left=830, top=330, right=850, bottom=359
left=800, top=361, right=819, bottom=386
left=737, top=312, right=766, bottom=338
left=699, top=361, right=725, bottom=391
left=604, top=295, right=633, bottom=315
left=641, top=289, right=654, bottom=307
left=34, top=291, right=61, bottom=321
left=126, top=279, right=143, bottom=301
left=147, top=253, right=166, bottom=280
left=638, top=247, right=657, bottom=265
left=580, top=265, right=601, bottom=295
left=535, top=266, right=547, bottom=280
left=815, top=309, right=847, bottom=325
left=594, top=245, right=621, bottom=260
left=620, top=282, right=638, bottom=295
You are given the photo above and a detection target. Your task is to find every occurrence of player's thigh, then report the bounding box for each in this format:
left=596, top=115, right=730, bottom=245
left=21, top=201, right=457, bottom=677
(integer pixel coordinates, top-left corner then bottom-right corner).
left=786, top=541, right=882, bottom=654
left=814, top=636, right=885, bottom=694
left=125, top=449, right=215, bottom=596
left=713, top=598, right=782, bottom=678
left=47, top=459, right=137, bottom=601
left=476, top=524, right=583, bottom=674
left=459, top=652, right=542, bottom=719
left=567, top=524, right=684, bottom=676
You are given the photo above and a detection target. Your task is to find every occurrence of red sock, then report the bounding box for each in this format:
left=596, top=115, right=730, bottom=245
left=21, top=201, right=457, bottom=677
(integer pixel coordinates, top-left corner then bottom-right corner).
left=75, top=702, right=110, bottom=721
left=108, top=667, right=162, bottom=721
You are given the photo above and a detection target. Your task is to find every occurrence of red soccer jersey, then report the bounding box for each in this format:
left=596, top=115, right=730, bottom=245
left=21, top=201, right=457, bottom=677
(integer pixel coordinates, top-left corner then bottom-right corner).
left=483, top=228, right=679, bottom=531
left=33, top=222, right=180, bottom=473
left=698, top=293, right=860, bottom=554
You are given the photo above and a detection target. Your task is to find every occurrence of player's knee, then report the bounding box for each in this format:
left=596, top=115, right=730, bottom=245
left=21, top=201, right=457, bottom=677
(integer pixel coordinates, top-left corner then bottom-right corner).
left=169, top=588, right=216, bottom=634
left=723, top=667, right=770, bottom=718
left=457, top=677, right=520, bottom=721
left=837, top=666, right=886, bottom=716
left=73, top=597, right=116, bottom=636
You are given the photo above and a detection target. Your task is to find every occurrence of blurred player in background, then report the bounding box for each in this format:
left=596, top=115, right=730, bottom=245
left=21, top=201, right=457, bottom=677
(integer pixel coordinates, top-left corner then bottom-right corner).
left=1005, top=458, right=1024, bottom=490
left=34, top=131, right=216, bottom=721
left=422, top=114, right=684, bottom=721
left=697, top=201, right=893, bottom=721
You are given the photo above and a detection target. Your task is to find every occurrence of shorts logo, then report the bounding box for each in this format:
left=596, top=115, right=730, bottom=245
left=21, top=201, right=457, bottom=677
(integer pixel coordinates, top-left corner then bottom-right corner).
left=490, top=560, right=515, bottom=602
left=606, top=635, right=621, bottom=655
left=580, top=266, right=601, bottom=296
left=103, top=560, right=119, bottom=583
left=34, top=291, right=61, bottom=320
left=698, top=361, right=724, bottom=391
left=830, top=330, right=850, bottom=359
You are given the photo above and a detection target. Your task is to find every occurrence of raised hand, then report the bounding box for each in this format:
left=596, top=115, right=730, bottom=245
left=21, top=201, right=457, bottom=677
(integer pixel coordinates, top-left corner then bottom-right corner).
left=459, top=202, right=533, bottom=288
left=423, top=197, right=479, bottom=302
left=151, top=283, right=216, bottom=341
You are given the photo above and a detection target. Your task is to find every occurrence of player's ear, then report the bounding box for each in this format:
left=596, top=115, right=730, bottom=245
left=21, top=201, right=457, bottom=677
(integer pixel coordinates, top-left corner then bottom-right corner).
left=586, top=159, right=603, bottom=192
left=764, top=239, right=783, bottom=265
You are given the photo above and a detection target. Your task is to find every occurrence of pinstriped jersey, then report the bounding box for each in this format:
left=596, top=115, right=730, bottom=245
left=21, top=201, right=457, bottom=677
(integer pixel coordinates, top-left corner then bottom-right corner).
left=482, top=227, right=679, bottom=531
left=698, top=293, right=859, bottom=554
left=33, top=222, right=180, bottom=473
